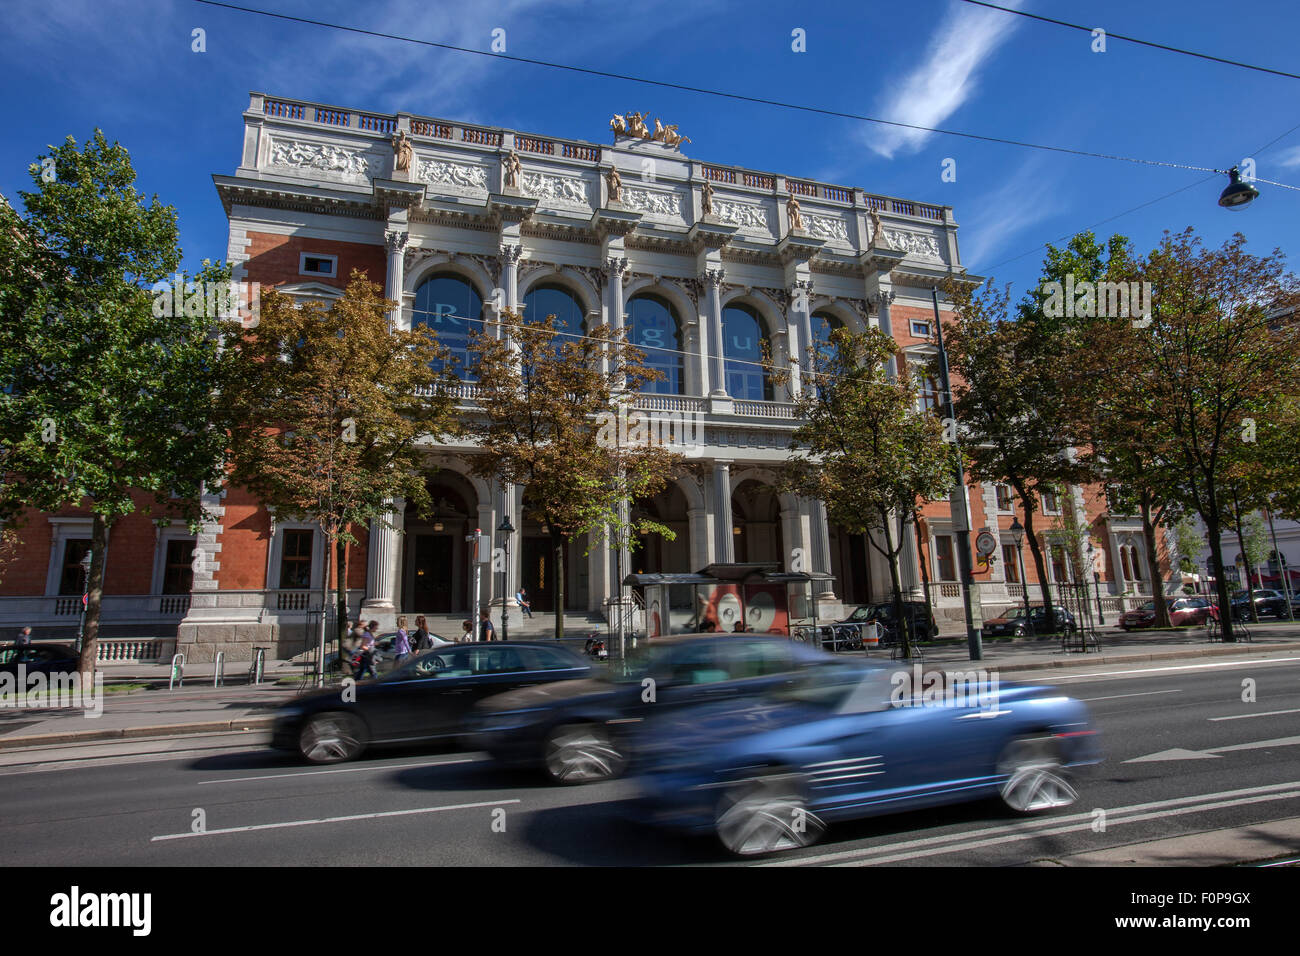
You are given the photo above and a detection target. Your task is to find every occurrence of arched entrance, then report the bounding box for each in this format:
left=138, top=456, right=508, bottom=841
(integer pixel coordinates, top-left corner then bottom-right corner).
left=403, top=473, right=478, bottom=614
left=829, top=523, right=873, bottom=606
left=732, top=480, right=783, bottom=564
left=519, top=491, right=590, bottom=613
left=630, top=483, right=691, bottom=574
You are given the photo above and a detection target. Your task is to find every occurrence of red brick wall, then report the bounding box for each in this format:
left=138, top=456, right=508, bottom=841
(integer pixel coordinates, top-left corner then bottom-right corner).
left=242, top=233, right=385, bottom=290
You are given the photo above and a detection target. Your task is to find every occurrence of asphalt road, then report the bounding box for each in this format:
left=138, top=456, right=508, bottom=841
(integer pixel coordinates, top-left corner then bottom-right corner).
left=3, top=651, right=1299, bottom=867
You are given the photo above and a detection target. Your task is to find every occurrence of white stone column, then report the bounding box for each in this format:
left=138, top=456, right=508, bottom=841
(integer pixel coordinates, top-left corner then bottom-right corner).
left=606, top=256, right=627, bottom=335
left=713, top=462, right=734, bottom=563
left=362, top=499, right=403, bottom=626
left=704, top=268, right=727, bottom=397
left=384, top=230, right=408, bottom=329
left=688, top=507, right=711, bottom=569
left=788, top=278, right=814, bottom=398
left=809, top=500, right=836, bottom=599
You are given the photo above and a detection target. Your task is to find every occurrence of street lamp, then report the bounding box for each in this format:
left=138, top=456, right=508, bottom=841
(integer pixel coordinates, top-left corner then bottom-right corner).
left=497, top=514, right=514, bottom=642
left=1009, top=517, right=1033, bottom=639
left=1218, top=167, right=1259, bottom=210
left=75, top=550, right=92, bottom=654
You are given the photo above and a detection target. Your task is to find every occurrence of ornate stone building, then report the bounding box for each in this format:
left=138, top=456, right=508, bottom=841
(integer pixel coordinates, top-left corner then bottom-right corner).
left=0, top=93, right=1170, bottom=661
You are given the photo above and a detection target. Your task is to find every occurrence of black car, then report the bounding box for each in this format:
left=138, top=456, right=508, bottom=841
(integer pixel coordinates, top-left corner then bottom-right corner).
left=983, top=605, right=1077, bottom=639
left=468, top=634, right=834, bottom=784
left=841, top=601, right=936, bottom=643
left=0, top=642, right=80, bottom=676
left=1230, top=589, right=1289, bottom=619
left=270, top=642, right=592, bottom=764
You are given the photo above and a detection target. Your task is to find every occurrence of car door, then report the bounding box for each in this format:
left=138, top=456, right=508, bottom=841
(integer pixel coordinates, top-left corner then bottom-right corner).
left=432, top=645, right=559, bottom=735
left=357, top=648, right=463, bottom=743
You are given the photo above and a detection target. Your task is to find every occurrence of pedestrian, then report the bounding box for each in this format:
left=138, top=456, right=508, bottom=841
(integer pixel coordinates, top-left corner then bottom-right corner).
left=15, top=626, right=32, bottom=646
left=394, top=616, right=411, bottom=664
left=460, top=619, right=474, bottom=643
left=339, top=621, right=357, bottom=678
left=355, top=622, right=378, bottom=680
left=478, top=609, right=496, bottom=643
left=516, top=588, right=533, bottom=618
left=414, top=615, right=434, bottom=651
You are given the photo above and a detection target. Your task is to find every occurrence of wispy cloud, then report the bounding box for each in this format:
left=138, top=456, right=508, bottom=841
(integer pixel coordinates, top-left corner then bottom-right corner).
left=865, top=0, right=1025, bottom=159
left=958, top=155, right=1062, bottom=272
left=1274, top=145, right=1300, bottom=169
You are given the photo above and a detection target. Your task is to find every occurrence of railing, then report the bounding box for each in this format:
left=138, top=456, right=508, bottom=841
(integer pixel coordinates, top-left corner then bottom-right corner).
left=54, top=598, right=80, bottom=615
left=517, top=135, right=554, bottom=155
left=1007, top=583, right=1024, bottom=598
left=412, top=119, right=453, bottom=139
left=159, top=595, right=190, bottom=615
left=463, top=127, right=503, bottom=146
left=263, top=98, right=305, bottom=120
left=562, top=143, right=600, bottom=161
left=96, top=639, right=172, bottom=662
left=314, top=107, right=349, bottom=127
left=786, top=179, right=818, bottom=197
left=743, top=172, right=775, bottom=189
left=939, top=583, right=961, bottom=598
left=702, top=165, right=737, bottom=183
left=276, top=590, right=313, bottom=611
left=632, top=394, right=707, bottom=413
left=358, top=113, right=396, bottom=134
left=732, top=400, right=799, bottom=419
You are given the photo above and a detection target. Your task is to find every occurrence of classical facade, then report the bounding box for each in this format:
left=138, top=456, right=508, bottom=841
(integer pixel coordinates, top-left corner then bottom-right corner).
left=0, top=93, right=1172, bottom=661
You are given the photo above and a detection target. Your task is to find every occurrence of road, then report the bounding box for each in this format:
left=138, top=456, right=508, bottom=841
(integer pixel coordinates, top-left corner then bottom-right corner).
left=3, top=652, right=1299, bottom=866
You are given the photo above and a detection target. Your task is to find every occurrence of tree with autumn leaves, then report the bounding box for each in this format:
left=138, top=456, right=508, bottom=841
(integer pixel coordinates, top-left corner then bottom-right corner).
left=219, top=274, right=462, bottom=679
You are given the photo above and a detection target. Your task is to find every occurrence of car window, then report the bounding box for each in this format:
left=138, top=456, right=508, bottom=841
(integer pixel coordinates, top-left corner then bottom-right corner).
left=394, top=648, right=469, bottom=679
left=463, top=646, right=527, bottom=675
left=525, top=646, right=584, bottom=671
left=667, top=642, right=727, bottom=684
left=723, top=639, right=793, bottom=679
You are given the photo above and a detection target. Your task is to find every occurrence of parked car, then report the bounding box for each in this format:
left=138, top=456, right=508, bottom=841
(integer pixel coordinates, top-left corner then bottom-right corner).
left=469, top=634, right=834, bottom=784
left=984, top=605, right=1077, bottom=638
left=841, top=601, right=936, bottom=643
left=1118, top=596, right=1214, bottom=630
left=0, top=642, right=80, bottom=677
left=631, top=659, right=1101, bottom=856
left=271, top=642, right=592, bottom=763
left=1229, top=589, right=1289, bottom=620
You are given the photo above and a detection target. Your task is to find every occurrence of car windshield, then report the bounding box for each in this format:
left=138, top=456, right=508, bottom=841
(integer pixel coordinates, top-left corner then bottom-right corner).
left=769, top=663, right=863, bottom=709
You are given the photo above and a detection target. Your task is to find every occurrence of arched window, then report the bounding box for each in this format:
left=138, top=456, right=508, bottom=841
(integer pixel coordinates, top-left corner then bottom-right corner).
left=523, top=283, right=585, bottom=348
left=809, top=311, right=843, bottom=395
left=722, top=304, right=772, bottom=401
left=627, top=294, right=683, bottom=394
left=412, top=274, right=484, bottom=379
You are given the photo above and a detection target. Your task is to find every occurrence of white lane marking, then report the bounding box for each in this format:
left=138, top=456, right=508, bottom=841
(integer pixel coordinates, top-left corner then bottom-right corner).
left=1037, top=657, right=1300, bottom=682
left=1079, top=689, right=1183, bottom=702
left=151, top=798, right=521, bottom=841
left=828, top=789, right=1300, bottom=867
left=1126, top=735, right=1300, bottom=763
left=197, top=756, right=484, bottom=785
left=1209, top=708, right=1300, bottom=722
left=763, top=779, right=1300, bottom=866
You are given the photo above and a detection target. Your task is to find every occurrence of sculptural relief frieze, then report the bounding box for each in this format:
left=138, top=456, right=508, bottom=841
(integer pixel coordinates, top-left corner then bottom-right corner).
left=803, top=214, right=850, bottom=243
left=884, top=229, right=943, bottom=260
left=620, top=186, right=685, bottom=220
left=417, top=158, right=489, bottom=193
left=520, top=171, right=590, bottom=207
left=268, top=137, right=382, bottom=180
left=712, top=199, right=771, bottom=232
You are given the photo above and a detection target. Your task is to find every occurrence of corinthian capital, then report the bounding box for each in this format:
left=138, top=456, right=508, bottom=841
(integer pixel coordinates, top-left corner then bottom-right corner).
left=385, top=230, right=409, bottom=255
left=704, top=267, right=726, bottom=289
left=604, top=255, right=629, bottom=279
left=500, top=242, right=523, bottom=266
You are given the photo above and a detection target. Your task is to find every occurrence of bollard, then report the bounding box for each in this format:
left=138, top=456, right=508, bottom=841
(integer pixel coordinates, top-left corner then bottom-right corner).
left=169, top=652, right=186, bottom=690
left=250, top=647, right=267, bottom=685
left=213, top=651, right=224, bottom=687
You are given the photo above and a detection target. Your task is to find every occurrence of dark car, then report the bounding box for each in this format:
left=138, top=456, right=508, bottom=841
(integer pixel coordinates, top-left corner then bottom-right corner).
left=1230, top=589, right=1289, bottom=619
left=632, top=659, right=1101, bottom=856
left=984, top=605, right=1077, bottom=638
left=270, top=642, right=592, bottom=764
left=0, top=642, right=80, bottom=676
left=468, top=635, right=833, bottom=784
left=842, top=601, right=936, bottom=643
left=1118, top=596, right=1213, bottom=630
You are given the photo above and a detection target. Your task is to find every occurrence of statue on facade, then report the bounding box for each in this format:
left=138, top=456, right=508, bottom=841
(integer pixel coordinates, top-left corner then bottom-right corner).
left=503, top=150, right=521, bottom=190
left=606, top=166, right=622, bottom=204
left=626, top=111, right=650, bottom=139
left=701, top=179, right=714, bottom=217
left=661, top=124, right=691, bottom=148
left=610, top=113, right=627, bottom=135
left=786, top=195, right=804, bottom=232
left=391, top=130, right=413, bottom=175
left=868, top=208, right=882, bottom=247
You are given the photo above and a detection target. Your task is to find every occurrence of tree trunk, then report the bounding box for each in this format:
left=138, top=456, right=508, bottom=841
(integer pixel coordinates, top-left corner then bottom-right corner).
left=913, top=511, right=933, bottom=634
left=1022, top=504, right=1054, bottom=634
left=76, top=512, right=111, bottom=677
left=881, top=514, right=910, bottom=659
left=1231, top=511, right=1260, bottom=625
left=553, top=529, right=566, bottom=641
left=1204, top=482, right=1236, bottom=643
left=318, top=538, right=332, bottom=687
left=336, top=534, right=350, bottom=657
left=1140, top=495, right=1170, bottom=628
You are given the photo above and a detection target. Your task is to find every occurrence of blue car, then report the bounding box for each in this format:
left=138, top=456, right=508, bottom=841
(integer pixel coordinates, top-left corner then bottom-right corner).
left=632, top=660, right=1101, bottom=856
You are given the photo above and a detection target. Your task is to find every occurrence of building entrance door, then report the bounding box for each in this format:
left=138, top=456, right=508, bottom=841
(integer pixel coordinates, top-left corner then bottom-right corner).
left=410, top=534, right=455, bottom=613
left=522, top=536, right=553, bottom=612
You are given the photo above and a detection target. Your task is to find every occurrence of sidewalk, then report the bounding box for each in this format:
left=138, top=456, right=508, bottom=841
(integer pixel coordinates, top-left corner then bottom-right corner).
left=2, top=624, right=1298, bottom=752
left=1025, top=815, right=1300, bottom=866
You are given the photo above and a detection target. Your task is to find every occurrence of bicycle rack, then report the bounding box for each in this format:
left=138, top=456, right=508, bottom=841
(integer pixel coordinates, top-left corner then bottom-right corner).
left=249, top=647, right=267, bottom=685
left=213, top=651, right=224, bottom=687
left=168, top=653, right=185, bottom=690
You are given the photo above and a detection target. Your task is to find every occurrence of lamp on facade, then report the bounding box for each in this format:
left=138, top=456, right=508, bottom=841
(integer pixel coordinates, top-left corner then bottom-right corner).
left=1009, top=517, right=1033, bottom=638
left=497, top=514, right=515, bottom=642
left=1218, top=167, right=1259, bottom=210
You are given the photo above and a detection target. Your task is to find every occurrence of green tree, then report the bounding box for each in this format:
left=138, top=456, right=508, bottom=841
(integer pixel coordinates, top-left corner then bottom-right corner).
left=220, top=274, right=462, bottom=679
left=779, top=327, right=951, bottom=658
left=0, top=132, right=228, bottom=675
left=467, top=311, right=681, bottom=642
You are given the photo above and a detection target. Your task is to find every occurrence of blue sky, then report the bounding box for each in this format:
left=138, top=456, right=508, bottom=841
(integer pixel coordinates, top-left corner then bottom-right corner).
left=2, top=0, right=1297, bottom=303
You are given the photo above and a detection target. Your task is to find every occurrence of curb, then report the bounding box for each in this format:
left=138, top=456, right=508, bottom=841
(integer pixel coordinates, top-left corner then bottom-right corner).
left=974, top=641, right=1298, bottom=674
left=0, top=715, right=275, bottom=751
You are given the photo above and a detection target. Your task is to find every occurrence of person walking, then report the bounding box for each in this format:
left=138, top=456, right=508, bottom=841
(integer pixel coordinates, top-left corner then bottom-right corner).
left=478, top=609, right=496, bottom=643
left=460, top=619, right=474, bottom=643
left=516, top=589, right=533, bottom=618
left=355, top=623, right=378, bottom=680
left=414, top=615, right=434, bottom=651
left=393, top=616, right=411, bottom=665
left=15, top=626, right=32, bottom=646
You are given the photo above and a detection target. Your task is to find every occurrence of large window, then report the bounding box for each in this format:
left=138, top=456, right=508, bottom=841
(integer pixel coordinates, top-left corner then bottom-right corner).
left=58, top=539, right=92, bottom=595
left=523, top=283, right=585, bottom=347
left=995, top=484, right=1013, bottom=512
left=627, top=294, right=682, bottom=394
left=1002, top=543, right=1020, bottom=582
left=279, top=529, right=314, bottom=589
left=722, top=304, right=772, bottom=401
left=162, top=539, right=196, bottom=594
left=412, top=274, right=484, bottom=379
left=934, top=535, right=956, bottom=581
left=809, top=311, right=842, bottom=395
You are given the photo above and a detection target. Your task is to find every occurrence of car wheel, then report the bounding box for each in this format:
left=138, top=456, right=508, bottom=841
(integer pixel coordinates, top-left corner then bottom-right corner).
left=543, top=724, right=625, bottom=784
left=996, top=736, right=1078, bottom=813
left=298, top=712, right=367, bottom=764
left=715, top=768, right=824, bottom=857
